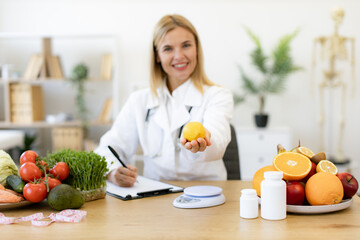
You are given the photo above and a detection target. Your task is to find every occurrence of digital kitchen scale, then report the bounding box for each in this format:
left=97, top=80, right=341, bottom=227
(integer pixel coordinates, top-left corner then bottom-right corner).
left=173, top=186, right=225, bottom=209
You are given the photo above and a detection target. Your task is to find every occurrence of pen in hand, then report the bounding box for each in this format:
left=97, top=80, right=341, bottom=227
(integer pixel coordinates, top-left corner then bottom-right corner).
left=108, top=145, right=139, bottom=183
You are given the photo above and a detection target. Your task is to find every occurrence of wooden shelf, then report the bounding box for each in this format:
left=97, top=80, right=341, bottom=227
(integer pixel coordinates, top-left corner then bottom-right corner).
left=0, top=78, right=66, bottom=83
left=0, top=34, right=118, bottom=152
left=0, top=78, right=112, bottom=84
left=0, top=32, right=117, bottom=39
left=0, top=120, right=113, bottom=129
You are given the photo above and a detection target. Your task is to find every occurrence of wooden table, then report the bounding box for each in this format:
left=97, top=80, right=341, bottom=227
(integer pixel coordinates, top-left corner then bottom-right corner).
left=1, top=181, right=360, bottom=239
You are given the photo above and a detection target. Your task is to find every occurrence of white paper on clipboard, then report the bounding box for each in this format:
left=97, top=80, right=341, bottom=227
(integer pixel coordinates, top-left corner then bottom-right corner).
left=106, top=176, right=183, bottom=200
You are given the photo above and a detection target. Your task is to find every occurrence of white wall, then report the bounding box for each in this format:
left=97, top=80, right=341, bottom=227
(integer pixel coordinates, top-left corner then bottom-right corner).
left=1, top=0, right=360, bottom=171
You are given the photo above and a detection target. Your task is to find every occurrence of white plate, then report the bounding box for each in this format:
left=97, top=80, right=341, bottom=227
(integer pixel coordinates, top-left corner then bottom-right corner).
left=0, top=200, right=33, bottom=210
left=286, top=198, right=353, bottom=214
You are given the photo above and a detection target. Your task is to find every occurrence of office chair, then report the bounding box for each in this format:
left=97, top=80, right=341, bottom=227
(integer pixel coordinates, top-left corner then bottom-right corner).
left=223, top=124, right=241, bottom=180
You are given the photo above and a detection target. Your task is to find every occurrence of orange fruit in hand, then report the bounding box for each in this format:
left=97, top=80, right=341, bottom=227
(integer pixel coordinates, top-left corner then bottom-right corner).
left=252, top=165, right=276, bottom=197
left=273, top=152, right=312, bottom=181
left=182, top=122, right=206, bottom=142
left=316, top=160, right=338, bottom=175
left=305, top=172, right=344, bottom=205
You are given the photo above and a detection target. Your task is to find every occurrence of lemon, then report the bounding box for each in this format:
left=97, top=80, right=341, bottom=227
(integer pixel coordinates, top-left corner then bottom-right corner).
left=182, top=122, right=205, bottom=141
left=316, top=160, right=338, bottom=175
left=296, top=146, right=315, bottom=158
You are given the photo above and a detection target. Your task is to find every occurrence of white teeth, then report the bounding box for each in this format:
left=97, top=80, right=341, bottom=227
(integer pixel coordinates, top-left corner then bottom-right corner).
left=174, top=63, right=187, bottom=68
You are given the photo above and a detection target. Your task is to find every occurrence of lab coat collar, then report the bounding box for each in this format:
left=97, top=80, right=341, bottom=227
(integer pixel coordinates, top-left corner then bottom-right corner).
left=145, top=79, right=202, bottom=110
left=145, top=79, right=204, bottom=133
left=173, top=79, right=202, bottom=108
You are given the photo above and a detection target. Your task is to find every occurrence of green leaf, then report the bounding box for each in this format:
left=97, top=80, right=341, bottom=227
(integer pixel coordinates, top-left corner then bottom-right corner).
left=233, top=93, right=246, bottom=105
left=238, top=65, right=259, bottom=94
left=271, top=29, right=300, bottom=75
left=244, top=27, right=268, bottom=74
left=262, top=75, right=287, bottom=94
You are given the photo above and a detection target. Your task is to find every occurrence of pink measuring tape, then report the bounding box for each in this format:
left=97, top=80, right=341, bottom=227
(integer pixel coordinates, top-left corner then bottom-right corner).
left=0, top=209, right=87, bottom=226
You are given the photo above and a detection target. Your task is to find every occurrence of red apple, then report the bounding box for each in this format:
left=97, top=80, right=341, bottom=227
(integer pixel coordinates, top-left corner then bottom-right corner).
left=337, top=172, right=359, bottom=199
left=286, top=181, right=305, bottom=205
left=302, top=162, right=317, bottom=183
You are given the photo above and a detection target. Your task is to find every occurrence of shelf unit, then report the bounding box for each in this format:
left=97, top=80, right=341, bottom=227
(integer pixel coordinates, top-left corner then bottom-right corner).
left=0, top=33, right=120, bottom=153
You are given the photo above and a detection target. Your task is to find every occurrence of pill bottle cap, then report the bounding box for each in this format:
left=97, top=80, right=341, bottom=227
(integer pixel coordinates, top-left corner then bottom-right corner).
left=241, top=189, right=257, bottom=196
left=264, top=171, right=283, bottom=179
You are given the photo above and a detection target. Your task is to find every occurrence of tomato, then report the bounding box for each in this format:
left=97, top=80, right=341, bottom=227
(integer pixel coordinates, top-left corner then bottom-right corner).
left=49, top=162, right=70, bottom=181
left=23, top=182, right=47, bottom=203
left=42, top=177, right=61, bottom=191
left=19, top=162, right=43, bottom=182
left=20, top=150, right=38, bottom=165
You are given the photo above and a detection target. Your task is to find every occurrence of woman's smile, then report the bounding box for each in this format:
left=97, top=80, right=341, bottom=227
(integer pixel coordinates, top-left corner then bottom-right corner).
left=157, top=27, right=197, bottom=92
left=173, top=62, right=188, bottom=70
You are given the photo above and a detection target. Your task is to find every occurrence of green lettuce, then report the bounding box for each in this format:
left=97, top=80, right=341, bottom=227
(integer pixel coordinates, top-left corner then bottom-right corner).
left=0, top=150, right=19, bottom=186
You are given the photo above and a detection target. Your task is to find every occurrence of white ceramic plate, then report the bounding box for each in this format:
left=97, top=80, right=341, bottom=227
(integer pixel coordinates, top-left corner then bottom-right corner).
left=0, top=200, right=33, bottom=210
left=287, top=198, right=353, bottom=214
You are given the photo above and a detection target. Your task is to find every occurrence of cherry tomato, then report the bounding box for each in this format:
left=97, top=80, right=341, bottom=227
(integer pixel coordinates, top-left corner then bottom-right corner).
left=42, top=177, right=61, bottom=191
left=20, top=150, right=38, bottom=165
left=20, top=162, right=42, bottom=182
left=23, top=182, right=47, bottom=203
left=49, top=162, right=70, bottom=181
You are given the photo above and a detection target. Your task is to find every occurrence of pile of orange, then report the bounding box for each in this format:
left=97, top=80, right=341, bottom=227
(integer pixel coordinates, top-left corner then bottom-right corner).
left=252, top=144, right=344, bottom=205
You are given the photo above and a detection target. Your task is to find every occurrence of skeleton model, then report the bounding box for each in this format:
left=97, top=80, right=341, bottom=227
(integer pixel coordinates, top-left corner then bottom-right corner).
left=312, top=7, right=355, bottom=163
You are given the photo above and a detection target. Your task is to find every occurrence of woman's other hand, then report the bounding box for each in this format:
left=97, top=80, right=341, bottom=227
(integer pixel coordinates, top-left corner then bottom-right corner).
left=107, top=165, right=138, bottom=187
left=180, top=128, right=211, bottom=153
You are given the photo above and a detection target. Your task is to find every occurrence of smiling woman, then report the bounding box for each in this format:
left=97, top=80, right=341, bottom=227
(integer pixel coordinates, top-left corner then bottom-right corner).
left=95, top=14, right=234, bottom=187
left=155, top=27, right=197, bottom=92
left=150, top=14, right=214, bottom=96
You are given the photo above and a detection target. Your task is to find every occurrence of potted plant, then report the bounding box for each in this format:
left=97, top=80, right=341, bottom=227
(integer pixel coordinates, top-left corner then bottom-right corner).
left=69, top=63, right=89, bottom=127
left=234, top=27, right=302, bottom=128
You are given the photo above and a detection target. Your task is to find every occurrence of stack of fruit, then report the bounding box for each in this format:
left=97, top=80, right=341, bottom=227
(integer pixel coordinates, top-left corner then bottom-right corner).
left=252, top=144, right=359, bottom=206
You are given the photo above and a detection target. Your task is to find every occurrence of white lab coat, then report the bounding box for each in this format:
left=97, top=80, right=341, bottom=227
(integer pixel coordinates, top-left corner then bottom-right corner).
left=95, top=80, right=233, bottom=181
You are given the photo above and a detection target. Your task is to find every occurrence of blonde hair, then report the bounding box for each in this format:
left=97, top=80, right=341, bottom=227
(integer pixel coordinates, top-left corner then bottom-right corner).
left=150, top=14, right=214, bottom=96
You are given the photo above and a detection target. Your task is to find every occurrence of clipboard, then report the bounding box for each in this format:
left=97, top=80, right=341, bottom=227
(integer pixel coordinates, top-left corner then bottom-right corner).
left=106, top=176, right=184, bottom=200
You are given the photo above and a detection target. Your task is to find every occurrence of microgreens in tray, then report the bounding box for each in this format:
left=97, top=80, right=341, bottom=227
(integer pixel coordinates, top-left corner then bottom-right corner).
left=42, top=149, right=108, bottom=191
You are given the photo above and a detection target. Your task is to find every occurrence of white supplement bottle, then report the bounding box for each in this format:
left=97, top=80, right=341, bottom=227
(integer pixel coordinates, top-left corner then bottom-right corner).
left=260, top=171, right=286, bottom=220
left=240, top=189, right=259, bottom=219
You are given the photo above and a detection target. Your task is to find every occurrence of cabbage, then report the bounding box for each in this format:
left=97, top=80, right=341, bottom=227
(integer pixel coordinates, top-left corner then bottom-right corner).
left=0, top=150, right=19, bottom=186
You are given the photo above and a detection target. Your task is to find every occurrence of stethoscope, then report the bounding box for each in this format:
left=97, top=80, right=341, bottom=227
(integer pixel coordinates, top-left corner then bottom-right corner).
left=145, top=106, right=193, bottom=139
